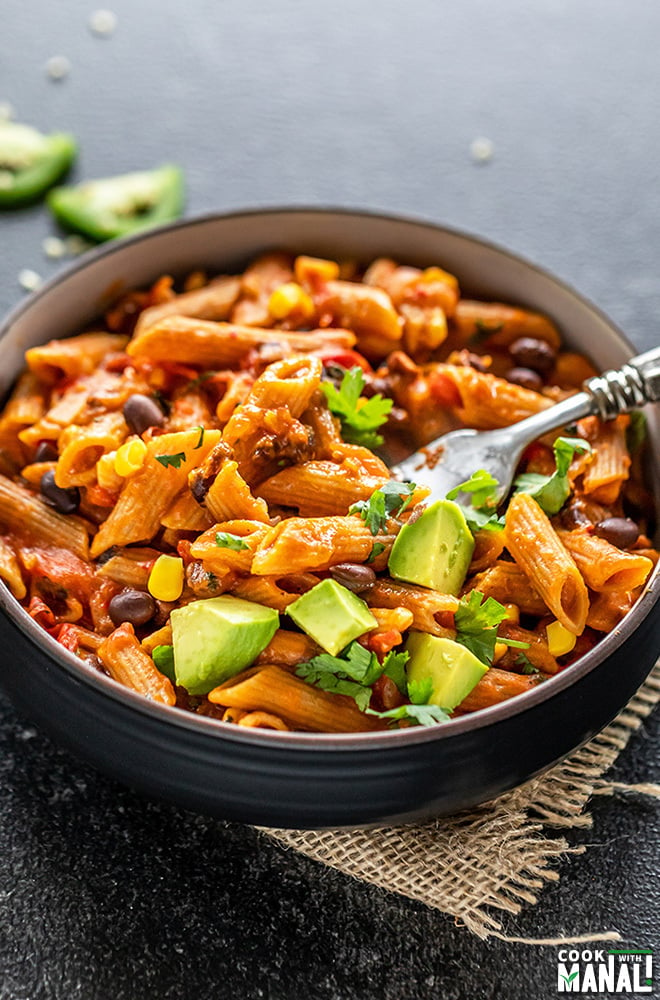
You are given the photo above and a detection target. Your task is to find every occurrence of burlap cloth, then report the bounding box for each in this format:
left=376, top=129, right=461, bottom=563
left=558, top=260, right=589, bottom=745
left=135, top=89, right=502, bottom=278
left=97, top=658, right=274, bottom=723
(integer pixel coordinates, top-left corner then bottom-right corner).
left=259, top=660, right=660, bottom=942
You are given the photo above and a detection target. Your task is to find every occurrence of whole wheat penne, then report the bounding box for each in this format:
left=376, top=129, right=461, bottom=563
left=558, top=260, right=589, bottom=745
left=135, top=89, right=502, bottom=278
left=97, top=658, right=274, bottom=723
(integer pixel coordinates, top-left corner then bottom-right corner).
left=135, top=275, right=241, bottom=332
left=366, top=578, right=457, bottom=637
left=98, top=623, right=175, bottom=705
left=255, top=630, right=320, bottom=667
left=0, top=535, right=26, bottom=599
left=141, top=622, right=173, bottom=654
left=198, top=458, right=270, bottom=523
left=456, top=667, right=544, bottom=713
left=126, top=316, right=356, bottom=368
left=586, top=588, right=638, bottom=632
left=55, top=412, right=128, bottom=488
left=236, top=711, right=290, bottom=730
left=26, top=332, right=129, bottom=383
left=161, top=490, right=214, bottom=531
left=231, top=574, right=320, bottom=611
left=190, top=519, right=270, bottom=575
left=313, top=280, right=402, bottom=358
left=97, top=547, right=160, bottom=588
left=452, top=300, right=561, bottom=351
left=467, top=561, right=548, bottom=617
left=252, top=516, right=397, bottom=575
left=208, top=664, right=385, bottom=733
left=247, top=356, right=323, bottom=417
left=257, top=460, right=389, bottom=516
left=497, top=622, right=559, bottom=674
left=504, top=493, right=589, bottom=634
left=468, top=530, right=506, bottom=573
left=433, top=364, right=553, bottom=429
left=0, top=372, right=47, bottom=427
left=0, top=473, right=89, bottom=559
left=558, top=529, right=653, bottom=593
left=582, top=416, right=631, bottom=504
left=90, top=427, right=221, bottom=557
left=231, top=252, right=294, bottom=327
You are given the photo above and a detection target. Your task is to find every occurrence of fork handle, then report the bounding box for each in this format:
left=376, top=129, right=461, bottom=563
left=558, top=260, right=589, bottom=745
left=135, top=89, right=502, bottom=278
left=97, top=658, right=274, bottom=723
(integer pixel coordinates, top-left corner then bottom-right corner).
left=501, top=346, right=660, bottom=447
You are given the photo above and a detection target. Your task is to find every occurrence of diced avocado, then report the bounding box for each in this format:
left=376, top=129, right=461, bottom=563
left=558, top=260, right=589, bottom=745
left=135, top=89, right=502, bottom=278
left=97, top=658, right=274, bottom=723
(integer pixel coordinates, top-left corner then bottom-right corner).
left=388, top=499, right=474, bottom=594
left=170, top=595, right=279, bottom=695
left=286, top=578, right=377, bottom=656
left=405, top=632, right=488, bottom=710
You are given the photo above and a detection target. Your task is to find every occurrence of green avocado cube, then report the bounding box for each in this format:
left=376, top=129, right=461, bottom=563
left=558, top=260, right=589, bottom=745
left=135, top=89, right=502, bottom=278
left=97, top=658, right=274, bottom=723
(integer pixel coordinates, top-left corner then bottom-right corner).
left=286, top=579, right=377, bottom=655
left=405, top=632, right=488, bottom=710
left=170, top=595, right=279, bottom=695
left=388, top=499, right=474, bottom=595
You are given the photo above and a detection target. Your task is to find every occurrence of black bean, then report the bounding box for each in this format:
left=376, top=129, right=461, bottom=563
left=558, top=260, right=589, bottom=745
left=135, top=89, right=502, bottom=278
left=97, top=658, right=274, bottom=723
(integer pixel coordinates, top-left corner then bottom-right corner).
left=108, top=589, right=157, bottom=628
left=505, top=367, right=543, bottom=392
left=362, top=376, right=391, bottom=398
left=509, top=337, right=557, bottom=375
left=330, top=562, right=377, bottom=593
left=593, top=517, right=640, bottom=550
left=123, top=393, right=166, bottom=436
left=34, top=441, right=59, bottom=463
left=39, top=469, right=80, bottom=514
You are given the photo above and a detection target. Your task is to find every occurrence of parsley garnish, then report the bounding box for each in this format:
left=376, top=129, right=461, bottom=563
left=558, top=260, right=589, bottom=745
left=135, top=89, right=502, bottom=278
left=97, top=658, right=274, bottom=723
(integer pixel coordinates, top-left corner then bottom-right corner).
left=382, top=649, right=410, bottom=695
left=152, top=645, right=176, bottom=683
left=215, top=532, right=249, bottom=550
left=454, top=591, right=528, bottom=665
left=321, top=366, right=393, bottom=448
left=469, top=318, right=504, bottom=345
left=515, top=651, right=539, bottom=674
left=514, top=436, right=591, bottom=516
left=367, top=676, right=451, bottom=727
left=446, top=469, right=505, bottom=533
left=155, top=451, right=186, bottom=469
left=296, top=643, right=410, bottom=711
left=366, top=541, right=386, bottom=564
left=193, top=425, right=205, bottom=449
left=349, top=480, right=416, bottom=535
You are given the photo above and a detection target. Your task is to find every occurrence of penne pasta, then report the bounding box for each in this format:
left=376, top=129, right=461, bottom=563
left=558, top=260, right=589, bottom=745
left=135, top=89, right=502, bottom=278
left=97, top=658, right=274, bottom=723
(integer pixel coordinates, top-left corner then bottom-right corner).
left=504, top=493, right=589, bottom=634
left=582, top=416, right=630, bottom=504
left=26, top=332, right=129, bottom=383
left=252, top=516, right=398, bottom=575
left=135, top=275, right=241, bottom=332
left=98, top=623, right=176, bottom=705
left=558, top=529, right=653, bottom=593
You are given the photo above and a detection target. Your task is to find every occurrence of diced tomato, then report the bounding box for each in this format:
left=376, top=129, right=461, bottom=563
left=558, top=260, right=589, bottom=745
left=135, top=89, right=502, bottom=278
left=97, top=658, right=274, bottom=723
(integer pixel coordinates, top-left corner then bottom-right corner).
left=54, top=623, right=80, bottom=652
left=27, top=595, right=57, bottom=631
left=313, top=348, right=373, bottom=373
left=85, top=484, right=119, bottom=508
left=428, top=371, right=461, bottom=409
left=25, top=548, right=94, bottom=604
left=365, top=629, right=403, bottom=658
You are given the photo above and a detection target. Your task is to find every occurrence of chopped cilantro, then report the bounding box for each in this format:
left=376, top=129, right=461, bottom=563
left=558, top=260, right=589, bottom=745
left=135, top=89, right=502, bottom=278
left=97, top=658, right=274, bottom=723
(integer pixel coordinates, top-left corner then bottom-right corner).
left=514, top=436, right=591, bottom=516
left=349, top=480, right=416, bottom=535
left=407, top=676, right=433, bottom=704
left=382, top=648, right=410, bottom=695
left=321, top=366, right=393, bottom=448
left=515, top=651, right=539, bottom=674
left=296, top=643, right=410, bottom=710
left=454, top=590, right=509, bottom=665
left=366, top=541, right=386, bottom=564
left=367, top=702, right=451, bottom=727
left=193, top=425, right=205, bottom=449
left=446, top=469, right=505, bottom=533
left=469, top=318, right=504, bottom=345
left=215, top=532, right=249, bottom=550
left=152, top=644, right=176, bottom=683
left=155, top=451, right=186, bottom=469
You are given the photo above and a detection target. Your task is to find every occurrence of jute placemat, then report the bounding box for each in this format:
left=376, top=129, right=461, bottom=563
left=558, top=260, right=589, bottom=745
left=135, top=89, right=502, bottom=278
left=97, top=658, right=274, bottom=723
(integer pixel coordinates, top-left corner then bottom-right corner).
left=260, top=660, right=660, bottom=942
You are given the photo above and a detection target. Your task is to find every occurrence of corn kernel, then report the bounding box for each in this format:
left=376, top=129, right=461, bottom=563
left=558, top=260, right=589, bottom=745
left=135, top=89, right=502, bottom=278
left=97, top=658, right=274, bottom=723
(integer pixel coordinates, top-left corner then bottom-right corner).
left=97, top=451, right=124, bottom=491
left=294, top=255, right=340, bottom=285
left=148, top=554, right=184, bottom=602
left=114, top=437, right=148, bottom=477
left=493, top=642, right=508, bottom=664
left=268, top=282, right=314, bottom=321
left=546, top=621, right=577, bottom=657
left=502, top=603, right=520, bottom=624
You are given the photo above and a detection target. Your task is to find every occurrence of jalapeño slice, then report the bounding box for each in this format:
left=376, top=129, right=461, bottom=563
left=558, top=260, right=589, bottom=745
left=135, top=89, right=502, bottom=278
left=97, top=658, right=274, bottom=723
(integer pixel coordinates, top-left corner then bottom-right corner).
left=47, top=164, right=184, bottom=242
left=0, top=121, right=77, bottom=207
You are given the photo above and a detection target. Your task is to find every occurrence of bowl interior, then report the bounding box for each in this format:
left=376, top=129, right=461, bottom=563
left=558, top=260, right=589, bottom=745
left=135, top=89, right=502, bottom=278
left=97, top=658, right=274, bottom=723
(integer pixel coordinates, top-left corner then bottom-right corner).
left=1, top=208, right=658, bottom=748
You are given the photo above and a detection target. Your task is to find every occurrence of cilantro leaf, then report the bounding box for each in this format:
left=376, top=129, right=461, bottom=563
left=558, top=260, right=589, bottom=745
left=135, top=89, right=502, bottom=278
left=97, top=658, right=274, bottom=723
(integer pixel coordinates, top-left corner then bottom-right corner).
left=469, top=318, right=504, bottom=345
left=446, top=469, right=505, bottom=533
left=152, top=644, right=176, bottom=683
left=382, top=648, right=410, bottom=695
left=193, top=425, right=205, bottom=449
left=296, top=666, right=373, bottom=712
left=215, top=532, right=249, bottom=551
left=349, top=480, right=416, bottom=535
left=454, top=590, right=509, bottom=664
left=367, top=702, right=451, bottom=727
left=321, top=366, right=393, bottom=448
left=366, top=541, right=386, bottom=564
left=515, top=651, right=539, bottom=674
left=407, top=676, right=433, bottom=704
left=155, top=451, right=187, bottom=469
left=514, top=436, right=591, bottom=516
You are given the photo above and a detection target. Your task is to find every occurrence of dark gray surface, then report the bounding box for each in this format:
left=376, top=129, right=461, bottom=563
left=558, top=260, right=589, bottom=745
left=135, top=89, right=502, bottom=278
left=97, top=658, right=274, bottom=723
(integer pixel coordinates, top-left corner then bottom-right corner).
left=1, top=1, right=659, bottom=998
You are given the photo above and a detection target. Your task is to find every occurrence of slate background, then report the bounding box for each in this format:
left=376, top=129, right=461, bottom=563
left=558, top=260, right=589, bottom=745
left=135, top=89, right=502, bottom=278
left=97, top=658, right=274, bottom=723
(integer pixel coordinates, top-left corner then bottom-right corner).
left=1, top=1, right=659, bottom=997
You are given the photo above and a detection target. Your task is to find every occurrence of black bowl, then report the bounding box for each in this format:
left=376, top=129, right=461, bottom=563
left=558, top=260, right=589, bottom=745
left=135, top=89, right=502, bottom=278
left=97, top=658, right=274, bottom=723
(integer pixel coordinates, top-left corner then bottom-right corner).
left=1, top=208, right=658, bottom=828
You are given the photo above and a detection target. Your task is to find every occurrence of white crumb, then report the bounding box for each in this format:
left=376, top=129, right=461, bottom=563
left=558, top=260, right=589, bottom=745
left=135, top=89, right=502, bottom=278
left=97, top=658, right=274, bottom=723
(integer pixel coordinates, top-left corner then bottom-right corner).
left=45, top=55, right=72, bottom=81
left=470, top=136, right=494, bottom=163
left=89, top=9, right=117, bottom=36
left=18, top=269, right=43, bottom=292
left=42, top=236, right=67, bottom=259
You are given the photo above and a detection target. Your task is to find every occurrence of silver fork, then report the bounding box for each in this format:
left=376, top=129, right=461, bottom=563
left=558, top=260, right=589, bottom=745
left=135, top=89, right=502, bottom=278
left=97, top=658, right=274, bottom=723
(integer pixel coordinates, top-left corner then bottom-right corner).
left=391, top=347, right=660, bottom=502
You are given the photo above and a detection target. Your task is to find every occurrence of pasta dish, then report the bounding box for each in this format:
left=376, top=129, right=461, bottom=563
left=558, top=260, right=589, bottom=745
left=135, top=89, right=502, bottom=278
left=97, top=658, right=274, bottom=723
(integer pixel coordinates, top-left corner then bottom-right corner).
left=0, top=251, right=656, bottom=733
